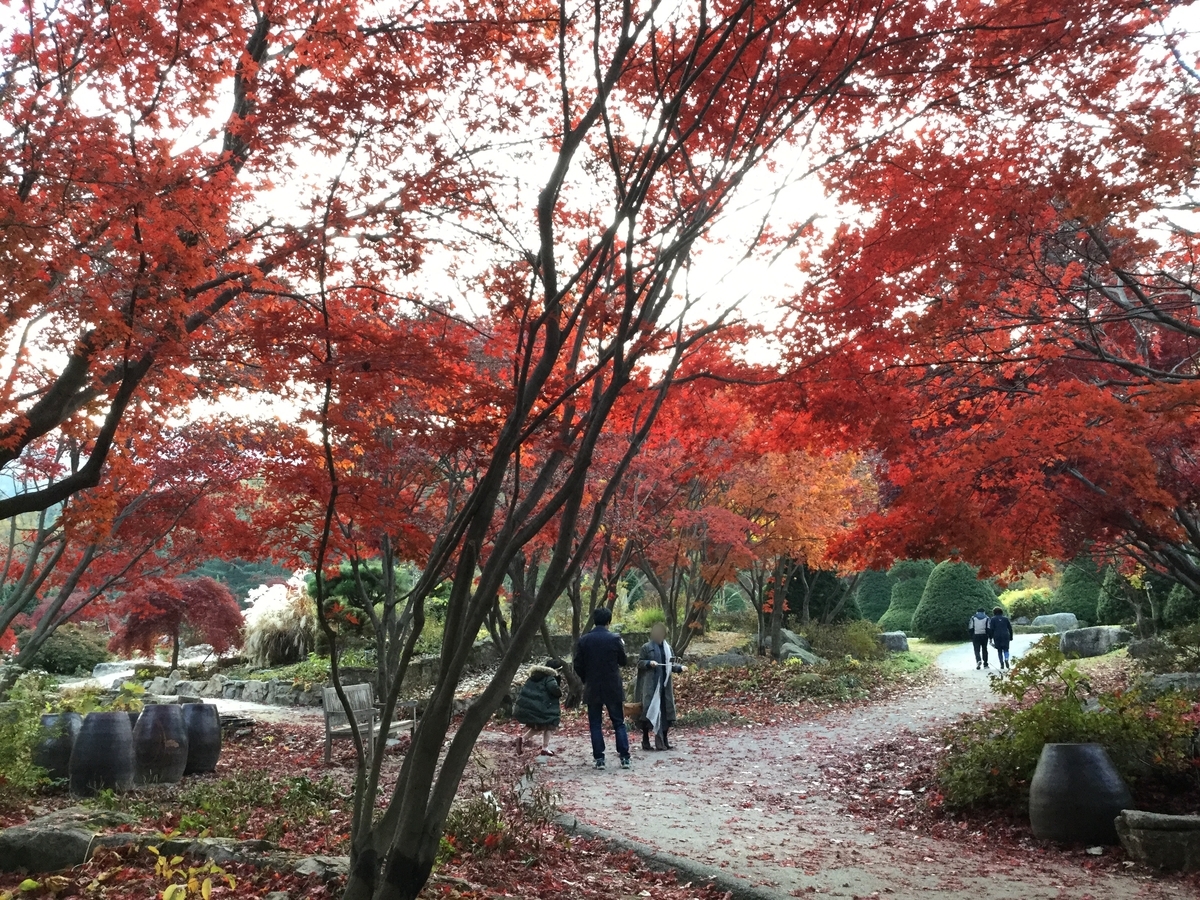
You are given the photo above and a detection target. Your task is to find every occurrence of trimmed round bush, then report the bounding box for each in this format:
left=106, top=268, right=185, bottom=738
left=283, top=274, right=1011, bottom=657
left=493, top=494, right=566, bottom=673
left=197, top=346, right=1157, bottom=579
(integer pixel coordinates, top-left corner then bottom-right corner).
left=1163, top=583, right=1200, bottom=628
left=877, top=579, right=924, bottom=633
left=910, top=561, right=997, bottom=642
left=887, top=559, right=936, bottom=583
left=19, top=623, right=111, bottom=675
left=1053, top=557, right=1103, bottom=625
left=856, top=570, right=895, bottom=624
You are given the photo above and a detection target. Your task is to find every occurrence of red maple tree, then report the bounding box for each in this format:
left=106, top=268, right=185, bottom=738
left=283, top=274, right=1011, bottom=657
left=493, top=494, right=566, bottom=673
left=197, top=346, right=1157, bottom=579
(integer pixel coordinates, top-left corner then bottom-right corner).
left=109, top=577, right=243, bottom=669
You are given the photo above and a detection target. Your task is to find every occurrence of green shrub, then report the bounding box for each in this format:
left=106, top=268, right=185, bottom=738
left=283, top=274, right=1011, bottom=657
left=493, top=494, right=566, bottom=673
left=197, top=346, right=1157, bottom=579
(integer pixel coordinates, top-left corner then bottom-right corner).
left=1053, top=556, right=1104, bottom=625
left=18, top=623, right=111, bottom=675
left=0, top=674, right=51, bottom=796
left=785, top=658, right=870, bottom=702
left=1164, top=584, right=1200, bottom=629
left=877, top=579, right=924, bottom=633
left=937, top=638, right=1200, bottom=811
left=804, top=621, right=887, bottom=661
left=998, top=587, right=1051, bottom=621
left=632, top=606, right=666, bottom=631
left=1132, top=623, right=1200, bottom=674
left=856, top=570, right=896, bottom=623
left=910, top=561, right=997, bottom=642
left=887, top=559, right=937, bottom=583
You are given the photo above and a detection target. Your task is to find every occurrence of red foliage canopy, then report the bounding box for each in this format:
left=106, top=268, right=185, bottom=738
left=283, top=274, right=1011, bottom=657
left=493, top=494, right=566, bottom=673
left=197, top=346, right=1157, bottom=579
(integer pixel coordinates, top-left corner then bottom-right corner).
left=109, top=577, right=242, bottom=667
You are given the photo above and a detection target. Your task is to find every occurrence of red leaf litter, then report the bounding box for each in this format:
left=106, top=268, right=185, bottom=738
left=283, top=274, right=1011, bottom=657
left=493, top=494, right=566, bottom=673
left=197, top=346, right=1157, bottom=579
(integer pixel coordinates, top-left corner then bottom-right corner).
left=1, top=719, right=732, bottom=900
left=832, top=726, right=1200, bottom=893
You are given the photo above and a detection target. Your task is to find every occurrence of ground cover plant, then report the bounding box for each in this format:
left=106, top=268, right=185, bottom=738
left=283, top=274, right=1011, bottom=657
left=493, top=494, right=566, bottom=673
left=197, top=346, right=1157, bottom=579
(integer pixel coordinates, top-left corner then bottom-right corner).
left=828, top=638, right=1200, bottom=881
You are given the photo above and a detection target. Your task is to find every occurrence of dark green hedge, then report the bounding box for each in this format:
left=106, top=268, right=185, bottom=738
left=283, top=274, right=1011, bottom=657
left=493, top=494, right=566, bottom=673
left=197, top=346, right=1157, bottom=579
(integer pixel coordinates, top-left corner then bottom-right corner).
left=856, top=570, right=896, bottom=624
left=877, top=579, right=924, bottom=633
left=1164, top=583, right=1200, bottom=628
left=1052, top=556, right=1103, bottom=625
left=910, top=560, right=997, bottom=642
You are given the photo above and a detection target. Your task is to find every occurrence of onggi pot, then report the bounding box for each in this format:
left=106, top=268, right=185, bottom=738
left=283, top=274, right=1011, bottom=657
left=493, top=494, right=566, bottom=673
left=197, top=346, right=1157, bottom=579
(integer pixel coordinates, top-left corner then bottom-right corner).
left=69, top=711, right=134, bottom=797
left=1029, top=742, right=1133, bottom=845
left=181, top=703, right=221, bottom=774
left=32, top=712, right=82, bottom=782
left=133, top=704, right=189, bottom=785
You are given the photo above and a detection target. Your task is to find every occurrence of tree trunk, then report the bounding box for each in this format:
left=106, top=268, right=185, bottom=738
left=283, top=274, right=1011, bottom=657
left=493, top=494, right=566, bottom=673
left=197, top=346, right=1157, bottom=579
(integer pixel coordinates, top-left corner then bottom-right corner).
left=172, top=631, right=180, bottom=670
left=769, top=559, right=787, bottom=659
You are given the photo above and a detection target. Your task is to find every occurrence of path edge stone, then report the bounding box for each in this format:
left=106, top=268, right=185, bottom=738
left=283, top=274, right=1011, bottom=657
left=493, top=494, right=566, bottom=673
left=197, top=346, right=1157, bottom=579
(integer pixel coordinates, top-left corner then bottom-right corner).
left=554, top=812, right=783, bottom=900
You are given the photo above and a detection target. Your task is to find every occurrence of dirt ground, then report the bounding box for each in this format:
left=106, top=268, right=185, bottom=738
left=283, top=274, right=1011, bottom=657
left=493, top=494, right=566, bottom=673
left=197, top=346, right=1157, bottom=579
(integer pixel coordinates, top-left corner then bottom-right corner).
left=540, top=636, right=1196, bottom=900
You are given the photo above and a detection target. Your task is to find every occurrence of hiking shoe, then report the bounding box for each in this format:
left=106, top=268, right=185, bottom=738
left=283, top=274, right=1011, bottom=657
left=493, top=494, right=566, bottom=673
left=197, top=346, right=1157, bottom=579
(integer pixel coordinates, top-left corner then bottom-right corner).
left=620, top=757, right=632, bottom=770
left=976, top=661, right=981, bottom=670
left=983, top=663, right=990, bottom=669
left=594, top=757, right=606, bottom=769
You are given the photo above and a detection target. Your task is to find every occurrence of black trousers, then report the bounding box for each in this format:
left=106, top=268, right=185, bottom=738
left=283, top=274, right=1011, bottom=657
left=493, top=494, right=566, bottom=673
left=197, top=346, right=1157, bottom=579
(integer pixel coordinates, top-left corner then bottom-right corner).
left=972, top=635, right=989, bottom=665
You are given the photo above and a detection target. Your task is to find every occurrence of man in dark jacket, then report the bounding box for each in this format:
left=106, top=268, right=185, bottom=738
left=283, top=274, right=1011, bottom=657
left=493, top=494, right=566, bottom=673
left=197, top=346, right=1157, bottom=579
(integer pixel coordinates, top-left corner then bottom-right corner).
left=987, top=606, right=1015, bottom=670
left=573, top=607, right=630, bottom=769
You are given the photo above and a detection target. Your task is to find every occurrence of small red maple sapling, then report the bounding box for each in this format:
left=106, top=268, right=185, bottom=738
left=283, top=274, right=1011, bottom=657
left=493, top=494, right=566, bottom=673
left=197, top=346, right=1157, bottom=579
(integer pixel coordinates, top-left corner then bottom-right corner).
left=109, top=577, right=243, bottom=669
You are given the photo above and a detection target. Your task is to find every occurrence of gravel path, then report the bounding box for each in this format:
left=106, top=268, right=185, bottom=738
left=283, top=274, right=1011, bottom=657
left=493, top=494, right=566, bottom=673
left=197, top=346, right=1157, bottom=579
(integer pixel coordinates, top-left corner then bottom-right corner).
left=541, top=637, right=1193, bottom=900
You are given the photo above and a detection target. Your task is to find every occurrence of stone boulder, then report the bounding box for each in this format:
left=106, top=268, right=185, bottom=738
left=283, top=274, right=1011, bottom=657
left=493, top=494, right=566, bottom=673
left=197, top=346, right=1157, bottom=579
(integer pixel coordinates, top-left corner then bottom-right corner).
left=1145, top=673, right=1200, bottom=697
left=780, top=644, right=826, bottom=666
left=696, top=651, right=759, bottom=670
left=0, top=808, right=138, bottom=873
left=242, top=679, right=269, bottom=704
left=174, top=680, right=204, bottom=699
left=1060, top=626, right=1133, bottom=658
left=165, top=669, right=185, bottom=692
left=148, top=676, right=171, bottom=695
left=1127, top=638, right=1167, bottom=660
left=877, top=632, right=909, bottom=652
left=1116, top=811, right=1200, bottom=872
left=200, top=674, right=228, bottom=698
left=1014, top=616, right=1031, bottom=626
left=1031, top=613, right=1080, bottom=633
left=222, top=680, right=245, bottom=700
left=293, top=855, right=350, bottom=881
left=779, top=629, right=812, bottom=652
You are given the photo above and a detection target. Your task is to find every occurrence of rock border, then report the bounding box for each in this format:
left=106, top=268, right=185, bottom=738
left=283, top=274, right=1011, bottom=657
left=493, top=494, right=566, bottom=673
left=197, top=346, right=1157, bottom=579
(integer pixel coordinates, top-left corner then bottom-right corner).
left=554, top=812, right=782, bottom=900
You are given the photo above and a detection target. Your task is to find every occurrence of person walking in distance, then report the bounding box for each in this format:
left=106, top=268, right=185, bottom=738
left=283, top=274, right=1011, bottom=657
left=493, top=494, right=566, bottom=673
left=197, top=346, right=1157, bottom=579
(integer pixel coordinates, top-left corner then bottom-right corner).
left=573, top=607, right=631, bottom=770
left=969, top=607, right=991, bottom=669
left=988, top=606, right=1015, bottom=670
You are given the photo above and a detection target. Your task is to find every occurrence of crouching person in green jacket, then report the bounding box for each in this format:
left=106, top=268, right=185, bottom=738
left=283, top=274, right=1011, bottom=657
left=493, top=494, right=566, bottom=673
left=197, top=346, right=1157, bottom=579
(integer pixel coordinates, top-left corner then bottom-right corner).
left=514, top=658, right=564, bottom=756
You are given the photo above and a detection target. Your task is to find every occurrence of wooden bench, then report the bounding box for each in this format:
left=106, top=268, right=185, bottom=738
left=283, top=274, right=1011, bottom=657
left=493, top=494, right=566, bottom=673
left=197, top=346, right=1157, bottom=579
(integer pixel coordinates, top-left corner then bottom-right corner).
left=322, top=684, right=418, bottom=764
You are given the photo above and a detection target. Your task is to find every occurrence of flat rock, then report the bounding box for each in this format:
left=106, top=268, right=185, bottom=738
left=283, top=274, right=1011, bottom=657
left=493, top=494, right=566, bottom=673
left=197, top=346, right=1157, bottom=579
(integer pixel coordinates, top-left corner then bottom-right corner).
left=293, top=855, right=350, bottom=880
left=1116, top=810, right=1200, bottom=872
left=1031, top=613, right=1080, bottom=633
left=877, top=631, right=909, bottom=652
left=0, top=808, right=139, bottom=873
left=1145, top=673, right=1200, bottom=697
left=780, top=643, right=826, bottom=666
left=1060, top=625, right=1133, bottom=658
